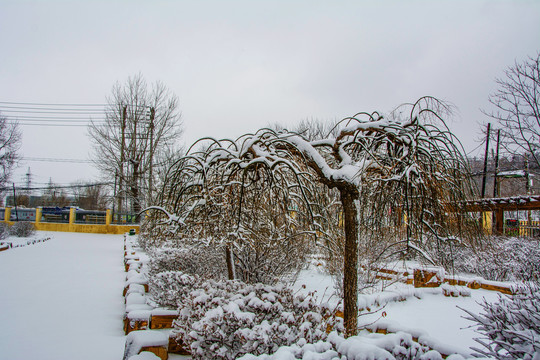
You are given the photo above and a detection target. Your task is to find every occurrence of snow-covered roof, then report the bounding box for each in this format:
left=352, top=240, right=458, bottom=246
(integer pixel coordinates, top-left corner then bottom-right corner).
left=462, top=195, right=540, bottom=211
left=496, top=170, right=534, bottom=178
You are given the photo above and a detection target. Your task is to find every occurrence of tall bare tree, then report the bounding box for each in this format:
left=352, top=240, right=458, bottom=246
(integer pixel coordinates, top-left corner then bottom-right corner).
left=0, top=112, right=21, bottom=191
left=484, top=52, right=540, bottom=168
left=88, top=74, right=183, bottom=214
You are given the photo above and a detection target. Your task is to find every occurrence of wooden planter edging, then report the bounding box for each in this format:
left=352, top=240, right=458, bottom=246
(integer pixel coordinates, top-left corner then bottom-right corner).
left=124, top=311, right=150, bottom=335
left=122, top=233, right=191, bottom=358
left=150, top=309, right=178, bottom=330
left=123, top=330, right=169, bottom=360
left=371, top=266, right=514, bottom=295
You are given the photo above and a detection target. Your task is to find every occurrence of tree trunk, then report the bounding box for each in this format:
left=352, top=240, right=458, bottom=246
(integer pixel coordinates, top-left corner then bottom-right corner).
left=131, top=161, right=141, bottom=213
left=340, top=189, right=359, bottom=337
left=225, top=244, right=235, bottom=280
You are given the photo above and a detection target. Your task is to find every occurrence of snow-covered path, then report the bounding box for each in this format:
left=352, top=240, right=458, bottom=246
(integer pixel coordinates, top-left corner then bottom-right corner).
left=0, top=231, right=126, bottom=360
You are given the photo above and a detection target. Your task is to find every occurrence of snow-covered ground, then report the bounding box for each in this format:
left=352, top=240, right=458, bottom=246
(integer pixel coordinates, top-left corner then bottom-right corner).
left=0, top=231, right=126, bottom=360
left=0, top=231, right=509, bottom=359
left=294, top=266, right=503, bottom=357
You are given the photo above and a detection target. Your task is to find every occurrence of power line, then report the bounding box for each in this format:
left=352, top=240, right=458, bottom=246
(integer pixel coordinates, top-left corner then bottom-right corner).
left=0, top=101, right=148, bottom=109
left=0, top=102, right=150, bottom=128
left=15, top=123, right=97, bottom=127
left=465, top=141, right=486, bottom=157
left=0, top=109, right=105, bottom=114
left=21, top=157, right=93, bottom=164
left=0, top=101, right=154, bottom=128
left=0, top=101, right=107, bottom=106
left=0, top=102, right=107, bottom=128
left=9, top=116, right=104, bottom=121
left=1, top=182, right=113, bottom=192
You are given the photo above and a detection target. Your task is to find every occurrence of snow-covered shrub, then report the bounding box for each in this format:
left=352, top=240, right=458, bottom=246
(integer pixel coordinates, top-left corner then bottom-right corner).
left=0, top=222, right=9, bottom=241
left=148, top=271, right=201, bottom=308
left=239, top=331, right=448, bottom=360
left=147, top=245, right=227, bottom=279
left=9, top=221, right=35, bottom=237
left=450, top=237, right=540, bottom=282
left=147, top=247, right=185, bottom=276
left=172, top=279, right=341, bottom=360
left=462, top=282, right=540, bottom=359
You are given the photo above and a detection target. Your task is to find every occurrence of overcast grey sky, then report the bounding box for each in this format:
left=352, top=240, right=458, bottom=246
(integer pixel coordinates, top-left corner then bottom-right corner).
left=1, top=0, right=539, bottom=186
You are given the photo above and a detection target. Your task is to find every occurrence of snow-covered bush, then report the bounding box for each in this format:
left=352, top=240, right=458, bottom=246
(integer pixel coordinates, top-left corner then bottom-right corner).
left=462, top=282, right=540, bottom=359
left=9, top=221, right=35, bottom=237
left=172, top=279, right=341, bottom=360
left=148, top=271, right=201, bottom=308
left=0, top=222, right=9, bottom=240
left=147, top=245, right=227, bottom=279
left=147, top=247, right=185, bottom=276
left=239, top=331, right=449, bottom=360
left=450, top=237, right=540, bottom=282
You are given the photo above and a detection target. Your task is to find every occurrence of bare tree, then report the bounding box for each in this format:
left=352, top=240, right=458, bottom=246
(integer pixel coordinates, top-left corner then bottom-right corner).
left=71, top=182, right=109, bottom=210
left=484, top=52, right=540, bottom=168
left=40, top=178, right=70, bottom=207
left=88, top=73, right=183, bottom=214
left=154, top=97, right=478, bottom=337
left=0, top=112, right=21, bottom=190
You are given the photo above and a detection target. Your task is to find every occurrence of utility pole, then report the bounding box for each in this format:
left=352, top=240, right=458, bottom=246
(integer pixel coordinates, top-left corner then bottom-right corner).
left=112, top=170, right=117, bottom=222
left=481, top=123, right=491, bottom=199
left=118, top=105, right=127, bottom=220
left=12, top=183, right=18, bottom=222
left=480, top=123, right=491, bottom=233
left=148, top=107, right=155, bottom=205
left=25, top=167, right=32, bottom=195
left=525, top=156, right=532, bottom=231
left=525, top=156, right=531, bottom=195
left=492, top=129, right=501, bottom=198
left=131, top=106, right=140, bottom=213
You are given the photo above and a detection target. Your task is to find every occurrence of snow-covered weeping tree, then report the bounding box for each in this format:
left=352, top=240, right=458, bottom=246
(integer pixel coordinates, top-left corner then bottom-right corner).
left=153, top=136, right=317, bottom=283
left=152, top=97, right=479, bottom=337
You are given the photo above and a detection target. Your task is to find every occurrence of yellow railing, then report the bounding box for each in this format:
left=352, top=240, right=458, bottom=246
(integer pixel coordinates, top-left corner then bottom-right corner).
left=2, top=207, right=139, bottom=235
left=518, top=220, right=540, bottom=237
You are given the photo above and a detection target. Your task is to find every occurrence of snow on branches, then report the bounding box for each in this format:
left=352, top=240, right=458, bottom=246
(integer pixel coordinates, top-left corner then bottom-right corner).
left=152, top=97, right=480, bottom=336
left=447, top=237, right=540, bottom=282
left=147, top=245, right=227, bottom=281
left=148, top=270, right=201, bottom=309
left=462, top=282, right=540, bottom=359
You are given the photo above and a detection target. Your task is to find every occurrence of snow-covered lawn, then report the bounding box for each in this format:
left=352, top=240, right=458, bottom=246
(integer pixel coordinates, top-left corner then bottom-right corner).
left=0, top=231, right=126, bottom=360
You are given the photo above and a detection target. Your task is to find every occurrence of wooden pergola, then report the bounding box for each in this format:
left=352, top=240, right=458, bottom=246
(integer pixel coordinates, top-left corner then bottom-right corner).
left=461, top=195, right=540, bottom=234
